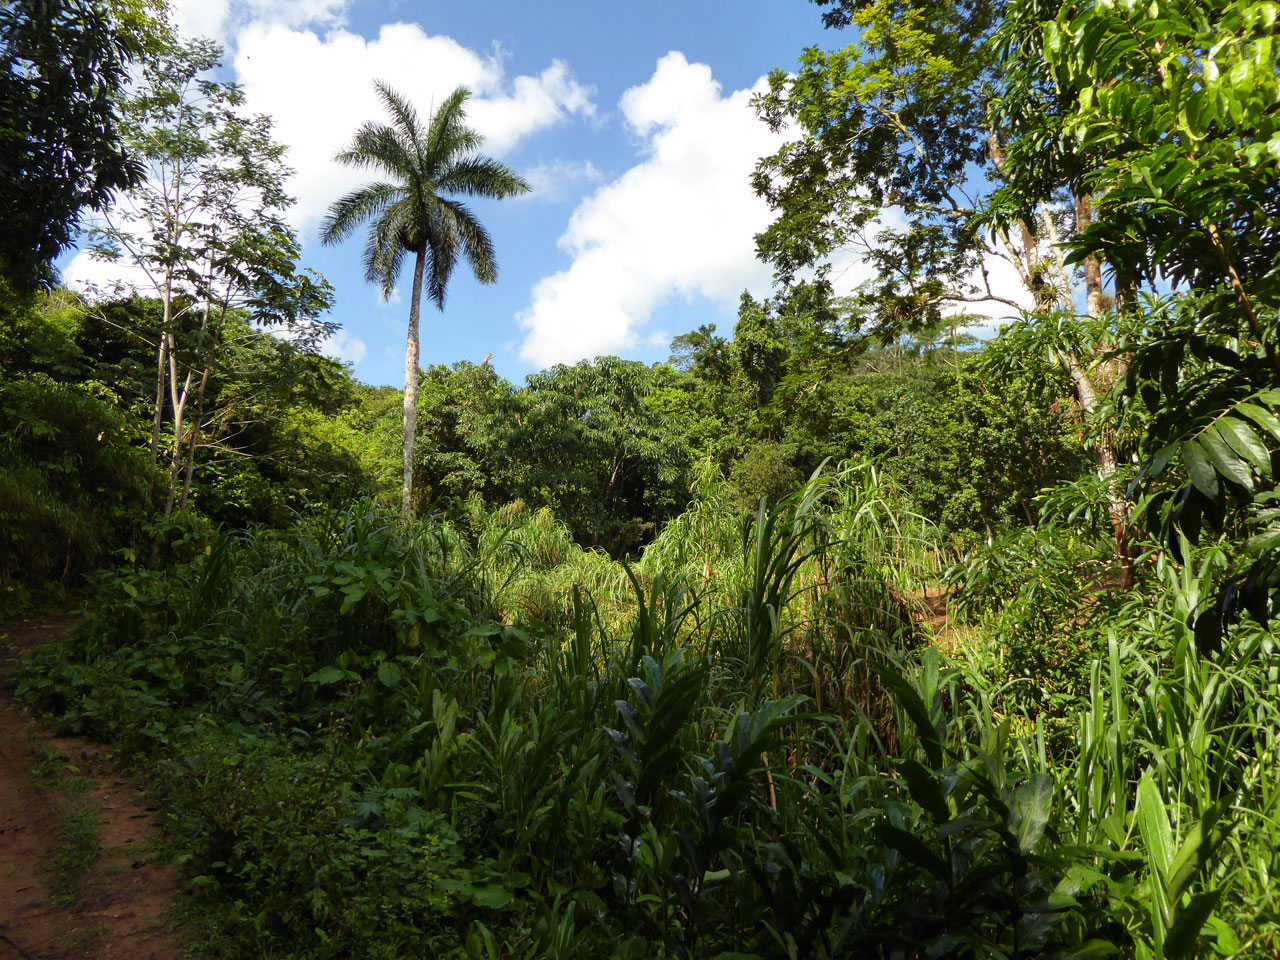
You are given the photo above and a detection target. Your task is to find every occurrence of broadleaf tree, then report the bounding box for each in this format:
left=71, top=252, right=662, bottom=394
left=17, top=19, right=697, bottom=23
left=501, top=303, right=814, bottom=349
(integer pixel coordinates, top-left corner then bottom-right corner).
left=753, top=0, right=1145, bottom=584
left=0, top=0, right=166, bottom=288
left=85, top=37, right=334, bottom=514
left=992, top=0, right=1280, bottom=636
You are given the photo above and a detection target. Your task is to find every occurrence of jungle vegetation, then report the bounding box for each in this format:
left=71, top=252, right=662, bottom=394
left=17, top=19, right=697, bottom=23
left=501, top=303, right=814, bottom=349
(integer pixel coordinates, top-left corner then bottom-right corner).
left=2, top=0, right=1279, bottom=957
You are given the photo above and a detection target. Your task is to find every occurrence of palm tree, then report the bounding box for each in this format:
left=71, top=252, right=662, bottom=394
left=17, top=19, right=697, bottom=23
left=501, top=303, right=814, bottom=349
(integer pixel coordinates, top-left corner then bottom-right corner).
left=320, top=82, right=529, bottom=516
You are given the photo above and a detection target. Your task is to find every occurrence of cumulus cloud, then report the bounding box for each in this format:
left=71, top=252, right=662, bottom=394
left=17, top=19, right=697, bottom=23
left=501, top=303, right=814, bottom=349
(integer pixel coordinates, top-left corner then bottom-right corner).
left=520, top=159, right=604, bottom=203
left=516, top=52, right=783, bottom=368
left=232, top=24, right=596, bottom=231
left=511, top=52, right=1040, bottom=368
left=62, top=248, right=155, bottom=299
left=168, top=0, right=348, bottom=48
left=320, top=328, right=367, bottom=365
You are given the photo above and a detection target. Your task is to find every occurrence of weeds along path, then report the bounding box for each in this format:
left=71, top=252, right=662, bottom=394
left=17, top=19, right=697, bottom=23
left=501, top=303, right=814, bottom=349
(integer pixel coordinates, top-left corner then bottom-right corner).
left=0, top=614, right=185, bottom=960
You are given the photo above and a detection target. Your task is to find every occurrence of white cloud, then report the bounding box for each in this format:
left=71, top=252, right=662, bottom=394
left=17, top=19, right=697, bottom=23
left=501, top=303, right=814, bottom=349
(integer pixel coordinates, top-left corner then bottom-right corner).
left=232, top=24, right=596, bottom=232
left=517, top=52, right=783, bottom=368
left=167, top=0, right=347, bottom=48
left=62, top=248, right=154, bottom=299
left=952, top=254, right=1033, bottom=331
left=469, top=60, right=597, bottom=153
left=520, top=159, right=604, bottom=203
left=167, top=0, right=233, bottom=46
left=320, top=328, right=367, bottom=365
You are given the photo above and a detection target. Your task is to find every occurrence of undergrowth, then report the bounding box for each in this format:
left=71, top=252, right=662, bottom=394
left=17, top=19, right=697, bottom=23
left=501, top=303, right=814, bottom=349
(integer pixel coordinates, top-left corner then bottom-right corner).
left=14, top=473, right=1279, bottom=958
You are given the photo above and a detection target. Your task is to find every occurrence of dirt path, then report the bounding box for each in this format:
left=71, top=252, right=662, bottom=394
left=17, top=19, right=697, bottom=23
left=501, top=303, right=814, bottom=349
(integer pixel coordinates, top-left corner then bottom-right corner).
left=910, top=586, right=977, bottom=653
left=0, top=614, right=186, bottom=960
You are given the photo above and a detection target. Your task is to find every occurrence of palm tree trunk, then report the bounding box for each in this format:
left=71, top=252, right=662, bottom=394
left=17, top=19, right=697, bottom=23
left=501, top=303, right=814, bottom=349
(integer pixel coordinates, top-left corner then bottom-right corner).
left=402, top=245, right=427, bottom=517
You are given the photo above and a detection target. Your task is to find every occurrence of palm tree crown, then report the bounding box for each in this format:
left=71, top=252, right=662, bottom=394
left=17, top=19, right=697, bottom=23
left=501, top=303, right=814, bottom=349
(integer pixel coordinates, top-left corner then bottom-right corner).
left=320, top=82, right=528, bottom=307
left=320, top=82, right=529, bottom=516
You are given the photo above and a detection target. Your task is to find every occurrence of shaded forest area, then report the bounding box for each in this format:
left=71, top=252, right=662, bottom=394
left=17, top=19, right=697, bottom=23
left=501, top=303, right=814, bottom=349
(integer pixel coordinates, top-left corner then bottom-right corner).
left=3, top=0, right=1280, bottom=956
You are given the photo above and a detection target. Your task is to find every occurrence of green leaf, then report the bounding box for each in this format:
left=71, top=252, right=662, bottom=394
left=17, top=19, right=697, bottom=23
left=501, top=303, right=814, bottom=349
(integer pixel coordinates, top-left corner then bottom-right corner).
left=468, top=884, right=514, bottom=910
left=1219, top=418, right=1270, bottom=473
left=307, top=666, right=345, bottom=685
left=1011, top=774, right=1054, bottom=852
left=872, top=662, right=943, bottom=768
left=873, top=823, right=949, bottom=882
left=377, top=661, right=402, bottom=687
left=1236, top=401, right=1280, bottom=443
left=1060, top=941, right=1120, bottom=959
left=899, top=759, right=950, bottom=822
left=1198, top=426, right=1254, bottom=487
left=1205, top=914, right=1240, bottom=955
left=1136, top=774, right=1174, bottom=879
left=1164, top=889, right=1222, bottom=959
left=1182, top=441, right=1219, bottom=499
left=1167, top=798, right=1234, bottom=906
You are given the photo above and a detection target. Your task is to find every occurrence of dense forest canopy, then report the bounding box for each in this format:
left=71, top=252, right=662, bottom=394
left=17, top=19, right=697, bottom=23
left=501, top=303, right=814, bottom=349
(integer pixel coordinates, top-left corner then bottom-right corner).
left=2, top=0, right=1279, bottom=956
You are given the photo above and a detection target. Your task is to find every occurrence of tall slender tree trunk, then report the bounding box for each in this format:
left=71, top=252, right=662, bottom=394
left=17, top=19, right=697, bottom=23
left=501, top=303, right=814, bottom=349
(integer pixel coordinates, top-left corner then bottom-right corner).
left=402, top=245, right=427, bottom=517
left=1068, top=192, right=1136, bottom=588
left=1075, top=195, right=1108, bottom=319
left=178, top=362, right=211, bottom=513
left=152, top=334, right=168, bottom=464
left=151, top=269, right=174, bottom=466
left=163, top=333, right=193, bottom=516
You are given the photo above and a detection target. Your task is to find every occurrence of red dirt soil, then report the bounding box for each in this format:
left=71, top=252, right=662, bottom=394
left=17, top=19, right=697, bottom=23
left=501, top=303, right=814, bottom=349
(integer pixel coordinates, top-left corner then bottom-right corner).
left=0, top=614, right=186, bottom=960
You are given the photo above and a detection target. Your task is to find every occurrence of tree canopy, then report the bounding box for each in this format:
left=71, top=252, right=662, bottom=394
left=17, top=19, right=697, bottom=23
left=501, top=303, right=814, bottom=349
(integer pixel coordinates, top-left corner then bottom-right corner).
left=0, top=0, right=165, bottom=287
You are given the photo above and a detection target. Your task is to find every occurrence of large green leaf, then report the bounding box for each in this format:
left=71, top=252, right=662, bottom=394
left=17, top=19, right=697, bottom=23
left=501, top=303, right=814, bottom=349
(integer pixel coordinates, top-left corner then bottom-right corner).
left=873, top=823, right=950, bottom=882
left=1135, top=774, right=1174, bottom=879
left=899, top=758, right=951, bottom=823
left=1167, top=798, right=1235, bottom=906
left=1164, top=889, right=1222, bottom=960
left=1218, top=417, right=1270, bottom=473
left=1181, top=442, right=1219, bottom=499
left=1011, top=774, right=1054, bottom=853
left=872, top=661, right=943, bottom=768
left=1197, top=426, right=1254, bottom=488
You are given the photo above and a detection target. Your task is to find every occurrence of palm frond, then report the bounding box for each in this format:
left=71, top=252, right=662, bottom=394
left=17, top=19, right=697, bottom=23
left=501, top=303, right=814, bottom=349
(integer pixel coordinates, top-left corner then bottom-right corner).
left=373, top=80, right=425, bottom=155
left=335, top=124, right=418, bottom=181
left=424, top=207, right=461, bottom=310
left=424, top=87, right=476, bottom=166
left=440, top=198, right=496, bottom=286
left=318, top=182, right=402, bottom=246
left=363, top=203, right=410, bottom=295
left=438, top=158, right=531, bottom=200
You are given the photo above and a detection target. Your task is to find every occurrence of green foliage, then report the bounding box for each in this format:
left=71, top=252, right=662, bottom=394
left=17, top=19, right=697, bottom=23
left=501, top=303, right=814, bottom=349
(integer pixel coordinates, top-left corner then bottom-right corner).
left=0, top=288, right=386, bottom=607
left=0, top=299, right=156, bottom=612
left=7, top=0, right=1280, bottom=954
left=752, top=0, right=1006, bottom=334
left=0, top=0, right=165, bottom=287
left=729, top=441, right=799, bottom=515
left=409, top=357, right=695, bottom=556
left=990, top=0, right=1280, bottom=641
left=508, top=358, right=693, bottom=554
left=85, top=34, right=336, bottom=515
left=666, top=289, right=1090, bottom=545
left=18, top=475, right=1273, bottom=957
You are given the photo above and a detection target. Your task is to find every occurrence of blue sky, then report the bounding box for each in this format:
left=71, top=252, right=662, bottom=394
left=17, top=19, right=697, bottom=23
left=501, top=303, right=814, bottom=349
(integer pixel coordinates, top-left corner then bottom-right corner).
left=67, top=0, right=850, bottom=387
